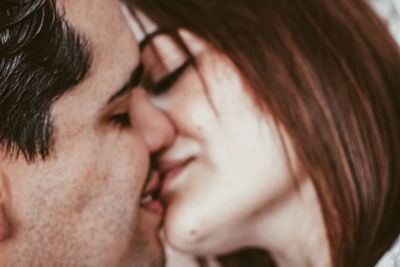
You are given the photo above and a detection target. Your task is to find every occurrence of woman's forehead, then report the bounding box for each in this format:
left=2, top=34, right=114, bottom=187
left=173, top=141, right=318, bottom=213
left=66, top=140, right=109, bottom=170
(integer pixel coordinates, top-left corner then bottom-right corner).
left=123, top=7, right=159, bottom=43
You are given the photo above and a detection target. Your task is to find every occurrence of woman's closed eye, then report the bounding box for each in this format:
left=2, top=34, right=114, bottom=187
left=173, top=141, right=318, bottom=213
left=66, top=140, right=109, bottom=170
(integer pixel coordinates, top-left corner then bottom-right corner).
left=145, top=59, right=193, bottom=95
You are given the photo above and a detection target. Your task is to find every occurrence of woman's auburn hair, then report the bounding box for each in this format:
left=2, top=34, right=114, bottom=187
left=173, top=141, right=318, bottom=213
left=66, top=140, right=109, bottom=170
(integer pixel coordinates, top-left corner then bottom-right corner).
left=130, top=0, right=400, bottom=266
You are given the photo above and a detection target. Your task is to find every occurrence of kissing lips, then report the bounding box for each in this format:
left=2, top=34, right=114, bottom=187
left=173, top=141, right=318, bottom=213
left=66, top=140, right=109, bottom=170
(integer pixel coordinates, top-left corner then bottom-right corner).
left=140, top=171, right=164, bottom=216
left=140, top=157, right=193, bottom=215
left=158, top=157, right=193, bottom=198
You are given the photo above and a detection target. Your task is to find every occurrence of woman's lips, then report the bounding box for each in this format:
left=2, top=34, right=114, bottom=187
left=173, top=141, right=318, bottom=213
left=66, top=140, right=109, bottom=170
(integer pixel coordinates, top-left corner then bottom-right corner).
left=158, top=157, right=193, bottom=198
left=140, top=157, right=193, bottom=216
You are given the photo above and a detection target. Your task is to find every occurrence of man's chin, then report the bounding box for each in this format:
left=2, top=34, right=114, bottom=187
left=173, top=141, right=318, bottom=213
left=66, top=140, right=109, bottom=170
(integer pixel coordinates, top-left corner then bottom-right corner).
left=131, top=208, right=165, bottom=267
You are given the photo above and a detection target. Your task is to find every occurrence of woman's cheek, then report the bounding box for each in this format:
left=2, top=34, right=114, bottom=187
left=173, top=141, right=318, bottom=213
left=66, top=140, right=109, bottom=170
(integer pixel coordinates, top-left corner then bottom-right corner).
left=163, top=196, right=207, bottom=252
left=162, top=176, right=240, bottom=254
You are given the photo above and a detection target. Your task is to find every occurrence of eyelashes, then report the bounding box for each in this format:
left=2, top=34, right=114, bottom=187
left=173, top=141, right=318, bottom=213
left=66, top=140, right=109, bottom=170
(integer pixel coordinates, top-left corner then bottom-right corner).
left=145, top=59, right=193, bottom=95
left=106, top=59, right=193, bottom=129
left=107, top=59, right=193, bottom=128
left=109, top=113, right=131, bottom=128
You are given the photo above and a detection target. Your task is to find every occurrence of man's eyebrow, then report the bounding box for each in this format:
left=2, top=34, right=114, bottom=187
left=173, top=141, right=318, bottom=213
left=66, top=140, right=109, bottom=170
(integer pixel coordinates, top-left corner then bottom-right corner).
left=107, top=62, right=144, bottom=104
left=139, top=28, right=169, bottom=51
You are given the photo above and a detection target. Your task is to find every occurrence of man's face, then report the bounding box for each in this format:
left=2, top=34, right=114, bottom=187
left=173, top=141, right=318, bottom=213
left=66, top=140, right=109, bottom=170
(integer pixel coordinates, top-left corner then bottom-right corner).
left=0, top=1, right=163, bottom=266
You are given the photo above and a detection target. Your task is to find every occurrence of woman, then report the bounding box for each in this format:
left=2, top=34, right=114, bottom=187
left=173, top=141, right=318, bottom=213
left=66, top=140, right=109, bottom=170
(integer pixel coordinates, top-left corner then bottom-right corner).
left=127, top=0, right=400, bottom=266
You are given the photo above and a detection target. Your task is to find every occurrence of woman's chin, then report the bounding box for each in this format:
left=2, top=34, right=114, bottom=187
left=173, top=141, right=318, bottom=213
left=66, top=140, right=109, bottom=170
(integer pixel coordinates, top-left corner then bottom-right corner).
left=163, top=206, right=237, bottom=255
left=163, top=207, right=203, bottom=252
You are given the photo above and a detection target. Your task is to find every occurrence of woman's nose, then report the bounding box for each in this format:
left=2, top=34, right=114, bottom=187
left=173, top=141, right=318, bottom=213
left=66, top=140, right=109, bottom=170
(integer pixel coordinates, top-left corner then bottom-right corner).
left=129, top=89, right=175, bottom=153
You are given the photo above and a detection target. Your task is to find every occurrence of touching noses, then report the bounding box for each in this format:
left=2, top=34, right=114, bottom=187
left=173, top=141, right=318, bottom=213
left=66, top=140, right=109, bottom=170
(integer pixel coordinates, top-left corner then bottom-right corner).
left=129, top=89, right=175, bottom=153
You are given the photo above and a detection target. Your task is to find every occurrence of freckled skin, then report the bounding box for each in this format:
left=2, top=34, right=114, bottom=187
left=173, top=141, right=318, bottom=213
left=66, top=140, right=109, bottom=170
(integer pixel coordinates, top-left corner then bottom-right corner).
left=0, top=1, right=163, bottom=267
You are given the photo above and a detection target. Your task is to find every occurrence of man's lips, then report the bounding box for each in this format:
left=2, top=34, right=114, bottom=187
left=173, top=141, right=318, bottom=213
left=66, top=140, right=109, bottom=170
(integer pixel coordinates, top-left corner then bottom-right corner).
left=140, top=171, right=164, bottom=215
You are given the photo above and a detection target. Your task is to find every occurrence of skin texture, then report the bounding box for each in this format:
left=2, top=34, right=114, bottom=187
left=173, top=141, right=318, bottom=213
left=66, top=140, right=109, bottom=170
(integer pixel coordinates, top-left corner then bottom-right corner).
left=0, top=1, right=165, bottom=267
left=141, top=29, right=299, bottom=251
left=137, top=23, right=330, bottom=266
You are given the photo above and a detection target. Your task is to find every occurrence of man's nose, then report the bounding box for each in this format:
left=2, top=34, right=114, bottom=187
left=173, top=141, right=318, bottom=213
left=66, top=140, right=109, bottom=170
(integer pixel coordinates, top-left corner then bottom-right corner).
left=129, top=89, right=175, bottom=153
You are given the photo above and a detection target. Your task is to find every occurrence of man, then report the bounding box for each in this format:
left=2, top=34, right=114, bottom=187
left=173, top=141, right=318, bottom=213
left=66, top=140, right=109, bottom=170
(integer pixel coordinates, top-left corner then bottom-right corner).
left=0, top=0, right=172, bottom=266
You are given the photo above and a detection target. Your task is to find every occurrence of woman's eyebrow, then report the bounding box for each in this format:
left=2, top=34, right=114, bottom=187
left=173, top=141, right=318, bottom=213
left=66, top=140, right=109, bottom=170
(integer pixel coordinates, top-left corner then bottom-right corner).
left=148, top=59, right=192, bottom=95
left=139, top=28, right=169, bottom=51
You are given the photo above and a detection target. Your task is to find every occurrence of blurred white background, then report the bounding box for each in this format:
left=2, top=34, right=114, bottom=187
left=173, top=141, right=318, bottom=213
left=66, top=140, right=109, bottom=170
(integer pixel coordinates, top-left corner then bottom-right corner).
left=370, top=0, right=400, bottom=42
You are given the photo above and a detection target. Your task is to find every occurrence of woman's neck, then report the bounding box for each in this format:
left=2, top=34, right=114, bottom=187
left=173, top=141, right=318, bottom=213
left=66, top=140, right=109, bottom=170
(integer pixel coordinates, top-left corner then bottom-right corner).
left=246, top=178, right=331, bottom=267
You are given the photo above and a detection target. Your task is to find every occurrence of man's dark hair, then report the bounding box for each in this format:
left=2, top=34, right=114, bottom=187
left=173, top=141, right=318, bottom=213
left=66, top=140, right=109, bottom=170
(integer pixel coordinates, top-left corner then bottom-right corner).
left=0, top=0, right=91, bottom=161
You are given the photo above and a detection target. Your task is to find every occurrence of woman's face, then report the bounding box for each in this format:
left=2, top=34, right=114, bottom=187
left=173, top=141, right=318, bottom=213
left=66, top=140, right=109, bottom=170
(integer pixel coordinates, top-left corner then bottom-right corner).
left=141, top=30, right=301, bottom=254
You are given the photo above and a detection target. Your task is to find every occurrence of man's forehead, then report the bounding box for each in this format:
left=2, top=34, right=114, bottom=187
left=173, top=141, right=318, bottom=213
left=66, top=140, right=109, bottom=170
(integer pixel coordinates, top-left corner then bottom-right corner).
left=58, top=0, right=126, bottom=45
left=56, top=0, right=140, bottom=69
left=50, top=0, right=141, bottom=108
